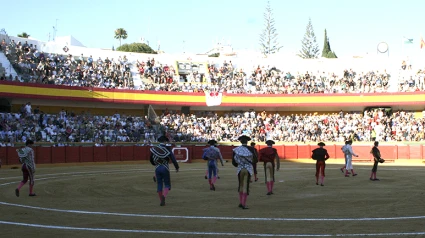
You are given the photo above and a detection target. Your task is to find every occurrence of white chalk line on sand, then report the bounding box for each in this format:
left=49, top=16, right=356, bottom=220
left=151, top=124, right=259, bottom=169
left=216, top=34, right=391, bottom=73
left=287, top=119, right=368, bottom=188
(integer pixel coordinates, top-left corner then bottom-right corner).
left=0, top=201, right=425, bottom=222
left=0, top=220, right=424, bottom=237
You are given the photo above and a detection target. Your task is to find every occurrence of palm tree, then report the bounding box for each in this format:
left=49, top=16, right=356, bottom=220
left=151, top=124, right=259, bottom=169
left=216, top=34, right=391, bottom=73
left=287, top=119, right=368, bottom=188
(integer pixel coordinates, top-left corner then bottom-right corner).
left=17, top=32, right=30, bottom=38
left=114, top=28, right=128, bottom=47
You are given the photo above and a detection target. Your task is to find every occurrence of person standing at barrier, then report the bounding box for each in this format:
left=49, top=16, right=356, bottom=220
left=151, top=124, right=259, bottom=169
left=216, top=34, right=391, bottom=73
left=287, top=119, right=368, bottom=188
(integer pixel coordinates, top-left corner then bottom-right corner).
left=312, top=142, right=330, bottom=186
left=232, top=135, right=257, bottom=209
left=259, top=140, right=280, bottom=195
left=342, top=140, right=359, bottom=177
left=150, top=135, right=179, bottom=206
left=340, top=141, right=349, bottom=174
left=370, top=141, right=382, bottom=181
left=250, top=142, right=259, bottom=183
left=15, top=140, right=36, bottom=197
left=202, top=140, right=224, bottom=191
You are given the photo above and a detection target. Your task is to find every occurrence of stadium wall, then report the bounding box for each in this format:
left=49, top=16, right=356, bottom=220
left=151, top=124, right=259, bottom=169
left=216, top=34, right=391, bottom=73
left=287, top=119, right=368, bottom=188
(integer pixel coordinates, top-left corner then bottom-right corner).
left=1, top=144, right=424, bottom=166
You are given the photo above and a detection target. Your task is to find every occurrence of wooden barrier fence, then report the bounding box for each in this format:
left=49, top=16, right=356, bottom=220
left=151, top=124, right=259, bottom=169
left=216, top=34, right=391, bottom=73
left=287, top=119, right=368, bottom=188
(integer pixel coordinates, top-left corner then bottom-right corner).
left=0, top=144, right=424, bottom=165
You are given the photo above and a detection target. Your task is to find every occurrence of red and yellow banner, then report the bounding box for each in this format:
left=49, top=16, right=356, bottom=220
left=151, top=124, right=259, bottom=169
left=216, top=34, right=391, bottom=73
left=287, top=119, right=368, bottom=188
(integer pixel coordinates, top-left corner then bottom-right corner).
left=0, top=82, right=424, bottom=107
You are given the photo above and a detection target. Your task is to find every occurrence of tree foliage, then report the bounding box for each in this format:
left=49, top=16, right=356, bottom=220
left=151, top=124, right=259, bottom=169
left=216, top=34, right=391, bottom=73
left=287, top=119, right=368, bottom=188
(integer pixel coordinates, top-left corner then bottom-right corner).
left=259, top=1, right=282, bottom=55
left=297, top=18, right=319, bottom=59
left=114, top=28, right=128, bottom=47
left=17, top=32, right=30, bottom=38
left=116, top=42, right=157, bottom=54
left=208, top=53, right=220, bottom=57
left=326, top=51, right=337, bottom=58
left=322, top=29, right=338, bottom=58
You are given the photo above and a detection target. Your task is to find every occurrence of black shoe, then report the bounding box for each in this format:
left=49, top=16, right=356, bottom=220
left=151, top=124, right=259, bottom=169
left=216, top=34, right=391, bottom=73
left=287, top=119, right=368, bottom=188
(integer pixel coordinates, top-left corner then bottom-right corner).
left=29, top=193, right=36, bottom=197
left=340, top=168, right=344, bottom=173
left=204, top=175, right=207, bottom=179
left=212, top=184, right=215, bottom=191
left=370, top=178, right=374, bottom=181
left=271, top=191, right=274, bottom=194
left=15, top=189, right=19, bottom=197
left=255, top=178, right=258, bottom=182
left=160, top=195, right=165, bottom=206
left=374, top=178, right=380, bottom=181
left=238, top=204, right=243, bottom=208
left=153, top=176, right=156, bottom=182
left=352, top=174, right=358, bottom=176
left=316, top=182, right=319, bottom=185
left=266, top=192, right=272, bottom=195
left=321, top=184, right=324, bottom=186
left=217, top=176, right=220, bottom=179
left=241, top=206, right=249, bottom=210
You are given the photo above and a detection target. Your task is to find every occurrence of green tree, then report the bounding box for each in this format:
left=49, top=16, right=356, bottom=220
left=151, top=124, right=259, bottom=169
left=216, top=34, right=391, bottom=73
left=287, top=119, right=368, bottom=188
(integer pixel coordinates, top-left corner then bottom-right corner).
left=17, top=32, right=30, bottom=38
left=259, top=1, right=282, bottom=56
left=116, top=42, right=157, bottom=54
left=208, top=53, right=220, bottom=57
left=114, top=28, right=128, bottom=47
left=322, top=29, right=330, bottom=57
left=326, top=51, right=337, bottom=58
left=297, top=18, right=319, bottom=59
left=322, top=29, right=338, bottom=58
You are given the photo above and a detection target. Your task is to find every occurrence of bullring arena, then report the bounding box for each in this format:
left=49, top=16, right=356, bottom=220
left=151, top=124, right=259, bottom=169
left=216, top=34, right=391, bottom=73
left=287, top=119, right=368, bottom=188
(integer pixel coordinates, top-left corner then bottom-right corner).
left=1, top=27, right=425, bottom=237
left=1, top=160, right=425, bottom=237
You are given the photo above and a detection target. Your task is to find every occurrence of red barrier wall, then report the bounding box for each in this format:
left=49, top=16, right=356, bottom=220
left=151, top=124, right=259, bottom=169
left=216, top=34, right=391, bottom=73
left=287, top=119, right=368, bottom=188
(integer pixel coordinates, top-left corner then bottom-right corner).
left=192, top=146, right=207, bottom=160
left=218, top=146, right=234, bottom=161
left=121, top=146, right=135, bottom=161
left=93, top=146, right=107, bottom=162
left=65, top=146, right=80, bottom=163
left=335, top=145, right=345, bottom=159
left=80, top=147, right=94, bottom=163
left=107, top=146, right=121, bottom=162
left=397, top=145, right=409, bottom=159
left=133, top=146, right=149, bottom=160
left=0, top=147, right=7, bottom=165
left=2, top=144, right=425, bottom=165
left=7, top=147, right=20, bottom=165
left=51, top=147, right=66, bottom=163
left=36, top=147, right=52, bottom=164
left=284, top=145, right=298, bottom=159
left=409, top=145, right=422, bottom=160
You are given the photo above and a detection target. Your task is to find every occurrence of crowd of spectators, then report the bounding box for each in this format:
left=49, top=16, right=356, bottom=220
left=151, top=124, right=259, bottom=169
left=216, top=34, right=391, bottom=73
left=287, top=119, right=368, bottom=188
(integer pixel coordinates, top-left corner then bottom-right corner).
left=1, top=39, right=424, bottom=94
left=0, top=102, right=156, bottom=146
left=0, top=103, right=424, bottom=146
left=1, top=39, right=137, bottom=89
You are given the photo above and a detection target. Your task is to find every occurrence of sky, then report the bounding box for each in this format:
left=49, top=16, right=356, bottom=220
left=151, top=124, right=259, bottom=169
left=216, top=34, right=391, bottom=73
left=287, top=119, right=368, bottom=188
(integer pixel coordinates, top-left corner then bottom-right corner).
left=2, top=0, right=425, bottom=57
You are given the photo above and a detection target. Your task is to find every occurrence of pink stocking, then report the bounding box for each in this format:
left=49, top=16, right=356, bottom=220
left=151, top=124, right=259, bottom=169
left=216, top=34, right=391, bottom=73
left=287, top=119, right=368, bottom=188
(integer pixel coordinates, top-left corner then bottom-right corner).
left=163, top=188, right=169, bottom=197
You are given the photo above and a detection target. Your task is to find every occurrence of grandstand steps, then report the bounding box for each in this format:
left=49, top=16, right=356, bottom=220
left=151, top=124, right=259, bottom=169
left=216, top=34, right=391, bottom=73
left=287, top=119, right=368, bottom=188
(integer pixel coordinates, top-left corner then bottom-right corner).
left=0, top=52, right=19, bottom=79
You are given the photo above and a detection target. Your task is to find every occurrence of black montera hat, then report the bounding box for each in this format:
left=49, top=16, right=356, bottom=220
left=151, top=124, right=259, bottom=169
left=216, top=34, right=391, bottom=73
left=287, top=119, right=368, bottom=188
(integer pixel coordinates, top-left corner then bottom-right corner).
left=157, top=135, right=169, bottom=142
left=266, top=140, right=275, bottom=145
left=318, top=142, right=326, bottom=146
left=207, top=139, right=217, bottom=145
left=238, top=135, right=251, bottom=143
left=250, top=142, right=256, bottom=146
